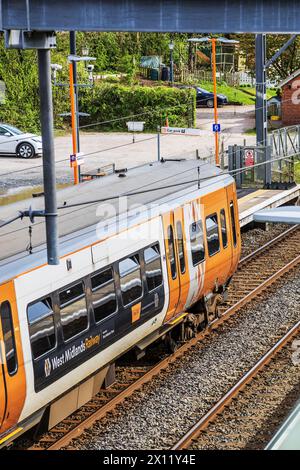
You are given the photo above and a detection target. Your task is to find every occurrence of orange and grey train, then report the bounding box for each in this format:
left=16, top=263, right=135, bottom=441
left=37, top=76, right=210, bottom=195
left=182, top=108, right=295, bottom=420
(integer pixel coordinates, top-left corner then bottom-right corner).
left=0, top=160, right=241, bottom=446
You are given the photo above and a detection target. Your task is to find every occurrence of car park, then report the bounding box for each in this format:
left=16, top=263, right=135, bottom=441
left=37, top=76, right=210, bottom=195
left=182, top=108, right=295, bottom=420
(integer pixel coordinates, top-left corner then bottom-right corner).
left=176, top=85, right=228, bottom=108
left=0, top=123, right=43, bottom=158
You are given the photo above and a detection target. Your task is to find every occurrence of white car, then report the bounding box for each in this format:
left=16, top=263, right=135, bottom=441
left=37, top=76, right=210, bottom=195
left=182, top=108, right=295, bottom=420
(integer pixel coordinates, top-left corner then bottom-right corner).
left=0, top=123, right=43, bottom=158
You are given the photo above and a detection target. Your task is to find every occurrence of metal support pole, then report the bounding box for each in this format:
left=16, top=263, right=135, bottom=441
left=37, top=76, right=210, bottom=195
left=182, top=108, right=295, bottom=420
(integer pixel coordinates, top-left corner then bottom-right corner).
left=70, top=32, right=80, bottom=152
left=265, top=35, right=297, bottom=69
left=38, top=49, right=59, bottom=265
left=236, top=146, right=242, bottom=188
left=70, top=31, right=81, bottom=182
left=228, top=145, right=234, bottom=173
left=211, top=38, right=219, bottom=166
left=255, top=34, right=267, bottom=147
left=265, top=145, right=272, bottom=187
left=157, top=126, right=161, bottom=161
left=69, top=62, right=79, bottom=185
left=170, top=49, right=174, bottom=84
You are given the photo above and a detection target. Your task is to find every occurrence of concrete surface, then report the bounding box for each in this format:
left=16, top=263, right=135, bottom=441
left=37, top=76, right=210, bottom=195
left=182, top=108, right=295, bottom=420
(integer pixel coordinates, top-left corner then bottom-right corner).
left=0, top=105, right=256, bottom=200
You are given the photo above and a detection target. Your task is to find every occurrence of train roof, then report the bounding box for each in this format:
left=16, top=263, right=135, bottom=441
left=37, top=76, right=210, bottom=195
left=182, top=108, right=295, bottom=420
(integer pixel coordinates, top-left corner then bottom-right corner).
left=0, top=159, right=233, bottom=282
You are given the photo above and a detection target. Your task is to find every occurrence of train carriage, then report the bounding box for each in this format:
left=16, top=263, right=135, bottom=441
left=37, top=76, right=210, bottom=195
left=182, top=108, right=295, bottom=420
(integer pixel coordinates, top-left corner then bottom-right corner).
left=0, top=159, right=241, bottom=446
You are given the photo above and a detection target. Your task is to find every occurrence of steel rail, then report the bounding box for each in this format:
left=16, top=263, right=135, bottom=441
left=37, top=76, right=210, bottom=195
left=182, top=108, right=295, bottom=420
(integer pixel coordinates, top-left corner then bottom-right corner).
left=239, top=225, right=298, bottom=266
left=172, top=295, right=300, bottom=450
left=28, top=230, right=300, bottom=451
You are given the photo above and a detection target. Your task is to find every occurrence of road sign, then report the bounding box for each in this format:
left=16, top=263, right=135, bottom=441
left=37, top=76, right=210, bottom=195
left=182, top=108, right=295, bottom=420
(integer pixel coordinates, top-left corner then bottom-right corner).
left=70, top=152, right=84, bottom=168
left=245, top=149, right=255, bottom=167
left=212, top=123, right=221, bottom=132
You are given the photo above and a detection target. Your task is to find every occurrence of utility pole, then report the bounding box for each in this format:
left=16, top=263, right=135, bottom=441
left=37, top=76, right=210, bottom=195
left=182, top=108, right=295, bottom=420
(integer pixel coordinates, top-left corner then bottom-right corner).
left=38, top=47, right=59, bottom=265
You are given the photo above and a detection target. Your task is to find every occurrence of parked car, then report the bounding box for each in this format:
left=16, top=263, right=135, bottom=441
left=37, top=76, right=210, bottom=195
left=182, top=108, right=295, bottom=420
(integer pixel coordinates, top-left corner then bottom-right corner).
left=0, top=123, right=42, bottom=158
left=176, top=85, right=228, bottom=108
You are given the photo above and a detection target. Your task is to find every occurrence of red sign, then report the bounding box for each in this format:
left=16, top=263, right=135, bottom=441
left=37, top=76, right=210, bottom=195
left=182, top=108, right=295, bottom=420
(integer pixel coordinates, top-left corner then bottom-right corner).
left=245, top=149, right=254, bottom=167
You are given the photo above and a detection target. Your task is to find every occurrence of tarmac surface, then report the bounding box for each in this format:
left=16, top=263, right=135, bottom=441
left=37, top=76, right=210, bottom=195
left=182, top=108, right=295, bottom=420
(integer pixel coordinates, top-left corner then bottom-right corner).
left=0, top=105, right=255, bottom=199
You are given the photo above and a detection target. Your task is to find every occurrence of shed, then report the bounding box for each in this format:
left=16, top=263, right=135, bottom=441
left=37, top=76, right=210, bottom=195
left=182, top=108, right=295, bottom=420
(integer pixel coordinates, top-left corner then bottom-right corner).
left=267, top=95, right=281, bottom=118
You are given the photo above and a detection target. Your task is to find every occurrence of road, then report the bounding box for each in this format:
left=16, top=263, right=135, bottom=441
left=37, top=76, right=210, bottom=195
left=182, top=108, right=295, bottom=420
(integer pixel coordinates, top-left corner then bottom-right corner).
left=0, top=105, right=255, bottom=201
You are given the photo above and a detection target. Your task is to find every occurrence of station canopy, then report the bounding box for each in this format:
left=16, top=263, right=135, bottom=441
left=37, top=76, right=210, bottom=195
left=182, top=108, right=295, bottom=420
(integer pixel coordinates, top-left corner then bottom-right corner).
left=254, top=206, right=300, bottom=225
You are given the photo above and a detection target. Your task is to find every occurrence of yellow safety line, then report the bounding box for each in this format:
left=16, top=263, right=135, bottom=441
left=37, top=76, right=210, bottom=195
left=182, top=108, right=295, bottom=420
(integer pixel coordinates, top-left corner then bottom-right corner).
left=238, top=189, right=267, bottom=205
left=0, top=427, right=23, bottom=445
left=169, top=312, right=189, bottom=325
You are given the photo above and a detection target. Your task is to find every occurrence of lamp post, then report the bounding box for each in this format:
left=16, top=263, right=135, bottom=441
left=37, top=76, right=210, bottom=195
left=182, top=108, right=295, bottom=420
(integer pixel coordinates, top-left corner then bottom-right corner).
left=51, top=52, right=95, bottom=186
left=187, top=37, right=239, bottom=166
left=169, top=40, right=174, bottom=84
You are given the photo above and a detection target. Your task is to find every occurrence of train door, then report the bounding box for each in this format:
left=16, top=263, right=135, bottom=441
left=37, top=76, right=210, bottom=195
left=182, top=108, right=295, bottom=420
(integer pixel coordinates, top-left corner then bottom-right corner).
left=173, top=207, right=190, bottom=315
left=163, top=212, right=180, bottom=322
left=0, top=340, right=6, bottom=430
left=0, top=282, right=26, bottom=436
left=227, top=185, right=241, bottom=275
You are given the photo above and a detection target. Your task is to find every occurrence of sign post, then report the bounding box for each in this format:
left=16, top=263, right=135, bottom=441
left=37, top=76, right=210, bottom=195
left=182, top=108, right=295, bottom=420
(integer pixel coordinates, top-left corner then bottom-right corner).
left=69, top=62, right=79, bottom=184
left=211, top=37, right=219, bottom=166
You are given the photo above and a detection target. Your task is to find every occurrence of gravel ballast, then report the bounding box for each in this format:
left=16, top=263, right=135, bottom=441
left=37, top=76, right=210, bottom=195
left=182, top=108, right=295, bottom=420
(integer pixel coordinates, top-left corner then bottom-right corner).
left=72, top=264, right=300, bottom=450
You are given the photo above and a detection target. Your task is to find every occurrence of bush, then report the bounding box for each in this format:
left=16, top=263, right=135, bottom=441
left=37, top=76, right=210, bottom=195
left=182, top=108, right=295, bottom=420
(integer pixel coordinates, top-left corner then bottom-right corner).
left=80, top=83, right=196, bottom=131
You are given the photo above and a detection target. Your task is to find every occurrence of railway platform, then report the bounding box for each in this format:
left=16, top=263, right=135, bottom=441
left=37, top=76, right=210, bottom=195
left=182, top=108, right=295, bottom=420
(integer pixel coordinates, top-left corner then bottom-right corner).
left=237, top=185, right=300, bottom=227
left=265, top=400, right=300, bottom=450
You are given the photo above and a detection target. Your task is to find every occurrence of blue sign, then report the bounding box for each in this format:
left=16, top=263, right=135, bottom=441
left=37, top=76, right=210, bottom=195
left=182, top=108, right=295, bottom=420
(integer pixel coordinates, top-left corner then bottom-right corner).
left=212, top=123, right=221, bottom=132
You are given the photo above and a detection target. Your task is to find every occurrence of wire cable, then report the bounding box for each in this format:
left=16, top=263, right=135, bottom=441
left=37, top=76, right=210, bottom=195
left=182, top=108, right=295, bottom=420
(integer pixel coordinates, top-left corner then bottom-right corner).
left=0, top=151, right=298, bottom=237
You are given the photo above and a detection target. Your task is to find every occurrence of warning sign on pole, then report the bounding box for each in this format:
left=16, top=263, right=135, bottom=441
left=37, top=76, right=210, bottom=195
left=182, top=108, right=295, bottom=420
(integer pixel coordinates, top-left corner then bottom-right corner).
left=245, top=149, right=255, bottom=167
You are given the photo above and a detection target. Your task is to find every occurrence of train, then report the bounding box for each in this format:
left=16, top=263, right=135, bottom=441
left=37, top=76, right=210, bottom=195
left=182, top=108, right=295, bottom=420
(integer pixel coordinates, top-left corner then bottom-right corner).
left=0, top=159, right=241, bottom=447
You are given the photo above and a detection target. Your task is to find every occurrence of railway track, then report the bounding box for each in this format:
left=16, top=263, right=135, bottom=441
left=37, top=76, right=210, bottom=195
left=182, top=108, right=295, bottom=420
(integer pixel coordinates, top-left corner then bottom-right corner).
left=18, top=225, right=300, bottom=451
left=172, top=318, right=300, bottom=450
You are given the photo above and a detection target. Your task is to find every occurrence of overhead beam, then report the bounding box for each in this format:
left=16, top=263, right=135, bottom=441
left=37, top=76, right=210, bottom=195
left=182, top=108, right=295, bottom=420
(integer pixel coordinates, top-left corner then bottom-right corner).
left=2, top=0, right=300, bottom=33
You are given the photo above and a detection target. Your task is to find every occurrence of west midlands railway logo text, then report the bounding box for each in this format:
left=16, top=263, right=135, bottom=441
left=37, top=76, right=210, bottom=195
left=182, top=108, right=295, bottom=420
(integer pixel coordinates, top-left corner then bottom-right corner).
left=44, top=335, right=100, bottom=377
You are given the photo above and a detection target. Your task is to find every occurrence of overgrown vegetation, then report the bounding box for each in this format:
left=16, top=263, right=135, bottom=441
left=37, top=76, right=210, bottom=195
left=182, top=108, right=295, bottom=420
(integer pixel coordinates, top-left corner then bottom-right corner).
left=0, top=32, right=195, bottom=132
left=0, top=31, right=295, bottom=132
left=80, top=84, right=196, bottom=131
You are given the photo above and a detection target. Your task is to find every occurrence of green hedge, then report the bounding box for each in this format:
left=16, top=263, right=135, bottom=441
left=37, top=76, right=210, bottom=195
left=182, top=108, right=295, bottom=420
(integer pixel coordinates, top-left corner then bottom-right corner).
left=80, top=84, right=196, bottom=131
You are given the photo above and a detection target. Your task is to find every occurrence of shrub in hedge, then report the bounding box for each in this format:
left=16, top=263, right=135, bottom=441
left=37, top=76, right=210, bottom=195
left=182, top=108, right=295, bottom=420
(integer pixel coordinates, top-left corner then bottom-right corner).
left=79, top=83, right=196, bottom=131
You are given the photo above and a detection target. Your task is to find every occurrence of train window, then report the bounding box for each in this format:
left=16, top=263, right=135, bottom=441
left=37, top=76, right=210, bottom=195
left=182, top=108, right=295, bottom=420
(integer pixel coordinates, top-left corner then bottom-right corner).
left=167, top=225, right=177, bottom=279
left=27, top=298, right=56, bottom=360
left=91, top=268, right=117, bottom=323
left=0, top=301, right=17, bottom=375
left=119, top=255, right=143, bottom=306
left=230, top=201, right=237, bottom=247
left=189, top=221, right=205, bottom=266
left=206, top=214, right=220, bottom=257
left=144, top=244, right=163, bottom=292
left=176, top=221, right=186, bottom=274
left=220, top=209, right=228, bottom=248
left=59, top=282, right=88, bottom=341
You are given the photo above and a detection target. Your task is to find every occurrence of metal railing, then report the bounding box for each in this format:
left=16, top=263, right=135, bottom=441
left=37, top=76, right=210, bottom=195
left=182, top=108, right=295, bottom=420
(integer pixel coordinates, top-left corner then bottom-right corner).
left=271, top=125, right=300, bottom=157
left=270, top=126, right=300, bottom=185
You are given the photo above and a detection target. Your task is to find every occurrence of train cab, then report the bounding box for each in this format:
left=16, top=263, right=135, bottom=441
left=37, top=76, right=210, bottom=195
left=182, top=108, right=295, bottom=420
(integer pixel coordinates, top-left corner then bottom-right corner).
left=0, top=282, right=26, bottom=446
